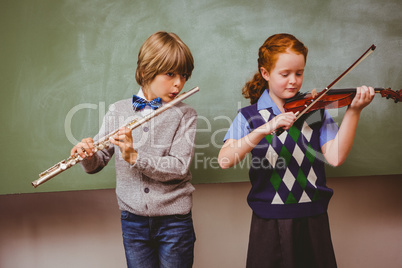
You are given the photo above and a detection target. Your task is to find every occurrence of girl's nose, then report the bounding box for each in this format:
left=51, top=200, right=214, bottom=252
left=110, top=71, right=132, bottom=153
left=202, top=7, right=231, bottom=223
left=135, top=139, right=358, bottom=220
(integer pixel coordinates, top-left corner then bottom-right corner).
left=289, top=74, right=296, bottom=84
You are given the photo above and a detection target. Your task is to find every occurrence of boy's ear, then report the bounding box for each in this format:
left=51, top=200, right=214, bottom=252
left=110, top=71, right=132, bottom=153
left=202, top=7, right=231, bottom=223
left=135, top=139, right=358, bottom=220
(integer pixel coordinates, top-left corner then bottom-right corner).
left=260, top=67, right=269, bottom=82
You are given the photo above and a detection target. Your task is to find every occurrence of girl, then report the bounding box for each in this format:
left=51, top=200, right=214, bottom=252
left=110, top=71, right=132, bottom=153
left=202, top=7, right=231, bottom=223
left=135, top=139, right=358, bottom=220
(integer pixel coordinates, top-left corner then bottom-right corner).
left=71, top=31, right=197, bottom=268
left=218, top=33, right=374, bottom=267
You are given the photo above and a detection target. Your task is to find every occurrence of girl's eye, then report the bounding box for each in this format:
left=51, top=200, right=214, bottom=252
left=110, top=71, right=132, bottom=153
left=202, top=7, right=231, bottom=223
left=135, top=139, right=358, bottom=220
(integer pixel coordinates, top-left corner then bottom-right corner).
left=166, top=73, right=174, bottom=77
left=281, top=73, right=288, bottom=77
left=181, top=73, right=188, bottom=79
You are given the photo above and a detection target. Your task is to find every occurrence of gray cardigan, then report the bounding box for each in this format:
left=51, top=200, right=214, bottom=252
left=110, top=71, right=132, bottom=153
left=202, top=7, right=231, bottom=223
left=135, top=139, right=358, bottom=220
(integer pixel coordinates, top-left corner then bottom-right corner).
left=81, top=98, right=197, bottom=217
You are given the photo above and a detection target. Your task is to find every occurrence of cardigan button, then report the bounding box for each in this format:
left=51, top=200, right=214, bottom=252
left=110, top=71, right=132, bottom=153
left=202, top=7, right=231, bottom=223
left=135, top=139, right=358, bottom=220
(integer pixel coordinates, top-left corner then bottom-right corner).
left=144, top=187, right=150, bottom=193
left=143, top=126, right=149, bottom=132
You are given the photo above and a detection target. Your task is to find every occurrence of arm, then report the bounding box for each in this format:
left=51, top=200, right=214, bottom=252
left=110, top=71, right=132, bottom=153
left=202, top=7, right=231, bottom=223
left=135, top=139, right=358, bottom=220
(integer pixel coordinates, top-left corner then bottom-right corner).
left=218, top=112, right=296, bottom=169
left=71, top=109, right=116, bottom=174
left=322, top=86, right=375, bottom=166
left=111, top=107, right=198, bottom=182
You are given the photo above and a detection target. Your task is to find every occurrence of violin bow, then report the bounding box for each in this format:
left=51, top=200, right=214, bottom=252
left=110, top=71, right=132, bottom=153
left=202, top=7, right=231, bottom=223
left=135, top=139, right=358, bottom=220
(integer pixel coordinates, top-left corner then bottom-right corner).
left=275, top=44, right=376, bottom=136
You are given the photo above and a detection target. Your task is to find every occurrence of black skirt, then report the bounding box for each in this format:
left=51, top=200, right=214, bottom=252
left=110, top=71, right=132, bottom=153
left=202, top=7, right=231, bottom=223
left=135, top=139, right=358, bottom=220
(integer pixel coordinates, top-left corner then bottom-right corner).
left=246, top=212, right=337, bottom=268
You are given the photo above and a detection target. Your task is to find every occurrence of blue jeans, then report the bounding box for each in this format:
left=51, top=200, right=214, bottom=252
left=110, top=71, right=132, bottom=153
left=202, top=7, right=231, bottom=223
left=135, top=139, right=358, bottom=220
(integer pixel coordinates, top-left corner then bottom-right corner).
left=120, top=211, right=196, bottom=268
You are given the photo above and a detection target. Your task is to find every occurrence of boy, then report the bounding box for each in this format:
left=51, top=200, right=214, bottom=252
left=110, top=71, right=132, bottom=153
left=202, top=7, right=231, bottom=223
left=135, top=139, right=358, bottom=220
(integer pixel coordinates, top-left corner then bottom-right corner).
left=71, top=31, right=197, bottom=267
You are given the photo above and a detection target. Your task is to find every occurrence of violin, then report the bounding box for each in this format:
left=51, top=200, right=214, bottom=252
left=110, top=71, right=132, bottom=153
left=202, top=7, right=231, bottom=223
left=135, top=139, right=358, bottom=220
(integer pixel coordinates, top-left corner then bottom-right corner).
left=283, top=87, right=402, bottom=114
left=274, top=44, right=401, bottom=136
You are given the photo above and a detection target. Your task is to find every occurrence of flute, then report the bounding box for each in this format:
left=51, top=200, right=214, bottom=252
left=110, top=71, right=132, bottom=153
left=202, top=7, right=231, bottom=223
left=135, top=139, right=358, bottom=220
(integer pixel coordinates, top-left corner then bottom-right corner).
left=32, top=86, right=200, bottom=188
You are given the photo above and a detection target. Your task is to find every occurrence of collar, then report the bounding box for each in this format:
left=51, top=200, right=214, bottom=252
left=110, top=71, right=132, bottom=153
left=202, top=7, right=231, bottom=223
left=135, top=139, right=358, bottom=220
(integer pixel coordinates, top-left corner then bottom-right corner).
left=135, top=88, right=152, bottom=116
left=137, top=88, right=146, bottom=100
left=256, top=89, right=282, bottom=115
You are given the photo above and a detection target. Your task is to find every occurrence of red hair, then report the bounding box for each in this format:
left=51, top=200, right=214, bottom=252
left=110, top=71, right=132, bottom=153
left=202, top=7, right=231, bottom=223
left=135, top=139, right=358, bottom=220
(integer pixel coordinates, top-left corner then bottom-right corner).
left=242, top=34, right=308, bottom=104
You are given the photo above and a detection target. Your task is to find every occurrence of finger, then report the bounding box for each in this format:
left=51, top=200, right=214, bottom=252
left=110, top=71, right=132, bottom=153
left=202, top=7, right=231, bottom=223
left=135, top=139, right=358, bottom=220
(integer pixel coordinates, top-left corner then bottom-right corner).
left=81, top=143, right=94, bottom=157
left=76, top=138, right=95, bottom=158
left=120, top=128, right=134, bottom=143
left=285, top=112, right=297, bottom=121
left=280, top=113, right=296, bottom=126
left=360, top=85, right=374, bottom=103
left=80, top=148, right=88, bottom=158
left=281, top=120, right=294, bottom=130
left=73, top=145, right=86, bottom=158
left=83, top=138, right=95, bottom=150
left=108, top=136, right=119, bottom=149
left=356, top=86, right=362, bottom=100
left=119, top=127, right=133, bottom=142
left=80, top=139, right=93, bottom=156
left=368, top=86, right=375, bottom=100
left=112, top=132, right=127, bottom=143
left=361, top=86, right=369, bottom=101
left=276, top=117, right=295, bottom=130
left=70, top=146, right=78, bottom=157
left=120, top=126, right=132, bottom=134
left=71, top=142, right=86, bottom=157
left=109, top=135, right=127, bottom=147
left=311, top=88, right=318, bottom=98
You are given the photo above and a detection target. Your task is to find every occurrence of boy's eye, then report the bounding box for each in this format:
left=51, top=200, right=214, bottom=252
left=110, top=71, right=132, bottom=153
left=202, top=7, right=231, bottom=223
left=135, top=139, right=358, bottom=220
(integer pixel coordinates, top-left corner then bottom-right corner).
left=281, top=73, right=288, bottom=77
left=165, top=72, right=188, bottom=80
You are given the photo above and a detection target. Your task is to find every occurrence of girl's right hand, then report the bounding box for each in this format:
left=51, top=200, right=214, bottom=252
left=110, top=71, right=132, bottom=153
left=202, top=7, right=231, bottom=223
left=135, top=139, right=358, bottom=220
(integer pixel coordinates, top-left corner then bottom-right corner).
left=263, top=112, right=296, bottom=135
left=218, top=112, right=297, bottom=169
left=71, top=138, right=95, bottom=159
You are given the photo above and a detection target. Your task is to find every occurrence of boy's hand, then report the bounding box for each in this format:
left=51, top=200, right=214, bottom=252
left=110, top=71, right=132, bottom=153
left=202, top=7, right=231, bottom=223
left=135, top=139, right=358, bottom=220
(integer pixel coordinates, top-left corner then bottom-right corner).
left=350, top=85, right=375, bottom=111
left=109, top=127, right=138, bottom=165
left=71, top=138, right=95, bottom=159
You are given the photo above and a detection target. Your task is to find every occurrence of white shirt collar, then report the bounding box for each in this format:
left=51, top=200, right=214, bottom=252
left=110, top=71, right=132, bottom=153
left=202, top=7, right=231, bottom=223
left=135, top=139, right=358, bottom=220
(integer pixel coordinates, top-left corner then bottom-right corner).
left=137, top=88, right=147, bottom=99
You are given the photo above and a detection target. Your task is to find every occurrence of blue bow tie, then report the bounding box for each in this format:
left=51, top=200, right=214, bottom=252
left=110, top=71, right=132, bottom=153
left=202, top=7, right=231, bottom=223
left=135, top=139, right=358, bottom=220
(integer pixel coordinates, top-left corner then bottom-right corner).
left=132, top=95, right=162, bottom=111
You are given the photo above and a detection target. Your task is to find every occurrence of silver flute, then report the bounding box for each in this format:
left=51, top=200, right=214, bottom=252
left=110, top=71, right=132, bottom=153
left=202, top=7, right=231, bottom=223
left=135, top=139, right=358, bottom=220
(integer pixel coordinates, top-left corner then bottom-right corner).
left=32, top=86, right=200, bottom=188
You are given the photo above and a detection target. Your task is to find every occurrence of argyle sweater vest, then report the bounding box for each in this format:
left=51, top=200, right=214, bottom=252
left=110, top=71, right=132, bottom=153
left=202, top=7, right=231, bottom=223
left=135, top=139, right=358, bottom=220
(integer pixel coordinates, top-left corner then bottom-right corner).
left=240, top=104, right=333, bottom=219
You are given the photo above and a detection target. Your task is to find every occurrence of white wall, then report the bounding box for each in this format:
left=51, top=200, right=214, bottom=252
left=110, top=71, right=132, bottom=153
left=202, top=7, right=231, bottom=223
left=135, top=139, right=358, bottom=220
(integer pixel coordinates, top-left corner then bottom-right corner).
left=0, top=175, right=401, bottom=268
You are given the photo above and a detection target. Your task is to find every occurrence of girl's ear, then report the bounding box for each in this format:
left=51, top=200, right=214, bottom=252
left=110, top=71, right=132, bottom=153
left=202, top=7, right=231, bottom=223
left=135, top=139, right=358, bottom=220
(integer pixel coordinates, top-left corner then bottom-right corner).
left=260, top=67, right=270, bottom=82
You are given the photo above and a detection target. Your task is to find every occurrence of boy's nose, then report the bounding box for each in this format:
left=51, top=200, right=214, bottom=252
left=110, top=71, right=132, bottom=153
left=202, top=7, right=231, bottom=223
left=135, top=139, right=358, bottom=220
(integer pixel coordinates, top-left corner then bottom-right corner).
left=174, top=75, right=185, bottom=87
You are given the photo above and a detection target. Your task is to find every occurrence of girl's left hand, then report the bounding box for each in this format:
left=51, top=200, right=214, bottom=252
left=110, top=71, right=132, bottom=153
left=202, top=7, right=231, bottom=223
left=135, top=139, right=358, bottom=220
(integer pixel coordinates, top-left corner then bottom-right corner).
left=349, top=85, right=375, bottom=111
left=109, top=126, right=137, bottom=164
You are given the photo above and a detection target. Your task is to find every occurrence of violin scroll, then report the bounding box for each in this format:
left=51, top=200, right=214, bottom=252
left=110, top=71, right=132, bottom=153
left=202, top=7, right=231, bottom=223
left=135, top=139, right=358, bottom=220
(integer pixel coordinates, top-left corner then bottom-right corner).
left=379, top=88, right=402, bottom=103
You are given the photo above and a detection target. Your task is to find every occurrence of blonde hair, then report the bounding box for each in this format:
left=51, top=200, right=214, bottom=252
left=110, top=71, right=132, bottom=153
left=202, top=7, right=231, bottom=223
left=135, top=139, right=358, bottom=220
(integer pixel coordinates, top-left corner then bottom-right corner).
left=135, top=31, right=194, bottom=87
left=242, top=33, right=308, bottom=104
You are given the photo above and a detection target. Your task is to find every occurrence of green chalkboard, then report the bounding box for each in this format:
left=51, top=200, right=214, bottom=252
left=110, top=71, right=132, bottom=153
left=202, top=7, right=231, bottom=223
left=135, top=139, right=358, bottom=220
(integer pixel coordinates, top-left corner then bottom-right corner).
left=1, top=0, right=401, bottom=194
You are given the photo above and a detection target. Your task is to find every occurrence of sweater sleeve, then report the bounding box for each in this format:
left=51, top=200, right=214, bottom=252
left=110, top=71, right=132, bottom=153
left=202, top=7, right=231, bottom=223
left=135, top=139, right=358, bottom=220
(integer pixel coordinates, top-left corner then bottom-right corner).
left=79, top=109, right=116, bottom=174
left=133, top=107, right=197, bottom=182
